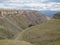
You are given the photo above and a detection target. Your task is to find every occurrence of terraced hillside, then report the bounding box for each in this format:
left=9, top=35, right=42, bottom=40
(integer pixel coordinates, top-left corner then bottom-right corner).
left=0, top=9, right=48, bottom=39
left=18, top=19, right=60, bottom=45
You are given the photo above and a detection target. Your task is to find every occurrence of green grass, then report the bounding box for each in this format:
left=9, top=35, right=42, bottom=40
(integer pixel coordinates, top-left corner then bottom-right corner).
left=0, top=28, right=5, bottom=39
left=18, top=19, right=60, bottom=45
left=0, top=40, right=34, bottom=45
left=11, top=16, right=30, bottom=29
left=0, top=28, right=4, bottom=32
left=0, top=19, right=4, bottom=25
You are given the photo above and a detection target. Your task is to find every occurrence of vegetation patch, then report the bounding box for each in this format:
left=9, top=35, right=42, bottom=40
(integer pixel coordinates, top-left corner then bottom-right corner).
left=18, top=19, right=60, bottom=45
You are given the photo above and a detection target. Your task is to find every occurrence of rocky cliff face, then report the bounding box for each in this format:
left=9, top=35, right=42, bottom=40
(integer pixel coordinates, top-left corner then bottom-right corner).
left=0, top=9, right=49, bottom=39
left=0, top=9, right=48, bottom=25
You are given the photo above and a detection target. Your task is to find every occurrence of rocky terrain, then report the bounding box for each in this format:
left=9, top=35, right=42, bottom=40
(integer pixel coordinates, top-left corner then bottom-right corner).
left=0, top=9, right=60, bottom=45
left=0, top=9, right=48, bottom=39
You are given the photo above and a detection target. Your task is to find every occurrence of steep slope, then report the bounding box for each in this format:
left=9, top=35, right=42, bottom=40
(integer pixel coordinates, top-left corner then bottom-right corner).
left=53, top=12, right=60, bottom=19
left=18, top=19, right=60, bottom=45
left=0, top=9, right=48, bottom=39
left=0, top=40, right=34, bottom=45
left=0, top=9, right=48, bottom=28
left=0, top=18, right=23, bottom=39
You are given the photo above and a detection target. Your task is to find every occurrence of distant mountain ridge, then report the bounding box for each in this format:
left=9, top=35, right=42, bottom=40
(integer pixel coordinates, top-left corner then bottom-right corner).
left=53, top=12, right=60, bottom=19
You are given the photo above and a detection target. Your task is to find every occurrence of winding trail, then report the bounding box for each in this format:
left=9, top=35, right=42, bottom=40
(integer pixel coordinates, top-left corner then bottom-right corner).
left=15, top=26, right=33, bottom=40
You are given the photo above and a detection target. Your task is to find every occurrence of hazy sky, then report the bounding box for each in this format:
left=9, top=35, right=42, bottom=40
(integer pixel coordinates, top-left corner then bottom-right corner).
left=0, top=0, right=60, bottom=11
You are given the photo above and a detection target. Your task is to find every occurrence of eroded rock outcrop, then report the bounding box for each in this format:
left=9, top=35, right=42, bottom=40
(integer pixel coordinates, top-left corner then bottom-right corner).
left=0, top=9, right=49, bottom=39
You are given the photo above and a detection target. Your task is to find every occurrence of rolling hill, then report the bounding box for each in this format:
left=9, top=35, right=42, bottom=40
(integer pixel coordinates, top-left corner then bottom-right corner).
left=0, top=9, right=48, bottom=39
left=0, top=40, right=34, bottom=45
left=18, top=19, right=60, bottom=45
